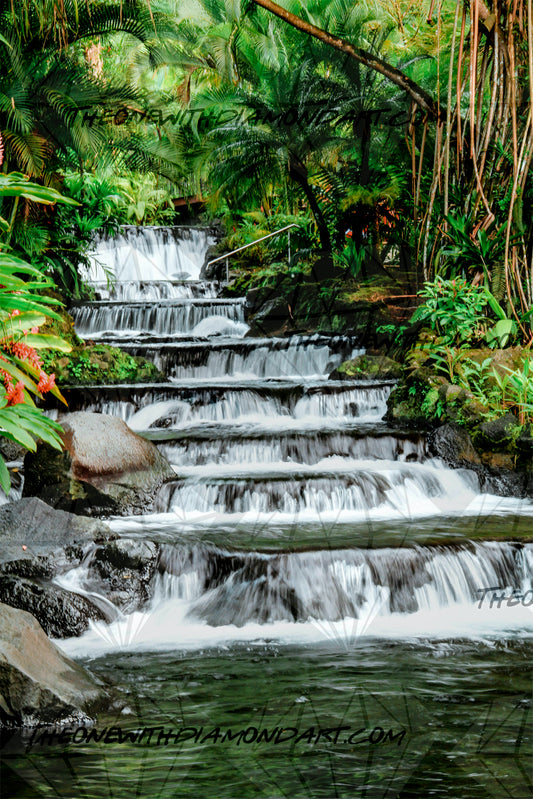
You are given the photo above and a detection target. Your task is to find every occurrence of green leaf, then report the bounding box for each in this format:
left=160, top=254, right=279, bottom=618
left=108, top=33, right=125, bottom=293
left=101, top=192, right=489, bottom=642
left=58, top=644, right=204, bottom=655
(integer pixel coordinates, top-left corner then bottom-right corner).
left=0, top=253, right=48, bottom=275
left=0, top=359, right=40, bottom=396
left=485, top=318, right=515, bottom=347
left=0, top=455, right=10, bottom=495
left=0, top=174, right=79, bottom=206
left=0, top=410, right=38, bottom=449
left=0, top=313, right=46, bottom=335
left=22, top=334, right=72, bottom=352
left=0, top=296, right=62, bottom=320
left=12, top=417, right=63, bottom=448
left=484, top=290, right=507, bottom=320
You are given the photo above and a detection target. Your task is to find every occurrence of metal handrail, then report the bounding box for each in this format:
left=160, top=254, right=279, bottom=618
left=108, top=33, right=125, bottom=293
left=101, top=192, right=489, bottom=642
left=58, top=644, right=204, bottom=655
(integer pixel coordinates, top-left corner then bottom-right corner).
left=206, top=223, right=299, bottom=281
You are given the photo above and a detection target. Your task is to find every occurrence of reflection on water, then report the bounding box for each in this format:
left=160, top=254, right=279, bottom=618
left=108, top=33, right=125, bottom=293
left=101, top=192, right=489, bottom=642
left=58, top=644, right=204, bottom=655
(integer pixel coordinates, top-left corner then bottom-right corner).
left=2, top=642, right=531, bottom=798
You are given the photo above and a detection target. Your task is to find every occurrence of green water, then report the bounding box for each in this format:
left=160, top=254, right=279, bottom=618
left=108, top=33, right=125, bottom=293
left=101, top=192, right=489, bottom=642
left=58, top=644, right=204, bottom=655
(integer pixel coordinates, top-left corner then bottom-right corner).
left=2, top=640, right=531, bottom=799
left=111, top=512, right=533, bottom=551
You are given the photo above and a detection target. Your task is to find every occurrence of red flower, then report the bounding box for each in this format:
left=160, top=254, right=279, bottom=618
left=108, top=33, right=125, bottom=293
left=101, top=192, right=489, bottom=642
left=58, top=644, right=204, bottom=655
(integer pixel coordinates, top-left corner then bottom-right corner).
left=37, top=370, right=55, bottom=393
left=0, top=316, right=55, bottom=401
left=4, top=378, right=24, bottom=406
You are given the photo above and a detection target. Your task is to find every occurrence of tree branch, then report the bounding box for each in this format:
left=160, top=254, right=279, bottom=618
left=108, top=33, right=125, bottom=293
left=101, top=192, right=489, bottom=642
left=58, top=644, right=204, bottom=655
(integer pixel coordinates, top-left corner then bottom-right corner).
left=250, top=0, right=444, bottom=120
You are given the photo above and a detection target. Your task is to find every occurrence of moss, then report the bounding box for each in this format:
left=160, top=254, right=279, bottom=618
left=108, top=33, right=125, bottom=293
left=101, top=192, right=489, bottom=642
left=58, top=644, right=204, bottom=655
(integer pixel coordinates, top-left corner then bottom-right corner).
left=344, top=281, right=402, bottom=303
left=39, top=293, right=82, bottom=348
left=331, top=354, right=403, bottom=380
left=245, top=273, right=400, bottom=343
left=35, top=298, right=165, bottom=386
left=41, top=344, right=165, bottom=386
left=387, top=340, right=533, bottom=475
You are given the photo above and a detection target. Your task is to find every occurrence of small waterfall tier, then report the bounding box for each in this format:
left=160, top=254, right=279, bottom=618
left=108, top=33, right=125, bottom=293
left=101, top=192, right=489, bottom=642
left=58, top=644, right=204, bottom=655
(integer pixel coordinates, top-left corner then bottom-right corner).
left=58, top=540, right=533, bottom=655
left=119, top=335, right=363, bottom=379
left=84, top=225, right=217, bottom=291
left=71, top=298, right=248, bottom=341
left=61, top=382, right=396, bottom=427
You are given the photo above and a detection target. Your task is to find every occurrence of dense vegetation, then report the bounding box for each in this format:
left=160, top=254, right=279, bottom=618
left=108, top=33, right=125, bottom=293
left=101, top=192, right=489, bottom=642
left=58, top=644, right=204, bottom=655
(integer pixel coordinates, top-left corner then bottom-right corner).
left=1, top=0, right=533, bottom=485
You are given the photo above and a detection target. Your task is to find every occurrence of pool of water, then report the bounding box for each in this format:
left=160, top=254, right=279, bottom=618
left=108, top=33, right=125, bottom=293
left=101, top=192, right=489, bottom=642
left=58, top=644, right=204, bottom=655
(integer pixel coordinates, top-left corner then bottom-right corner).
left=2, top=641, right=531, bottom=798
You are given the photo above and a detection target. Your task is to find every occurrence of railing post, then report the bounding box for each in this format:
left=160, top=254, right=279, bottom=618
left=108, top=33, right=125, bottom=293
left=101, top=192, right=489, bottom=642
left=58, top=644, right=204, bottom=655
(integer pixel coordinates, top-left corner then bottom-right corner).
left=288, top=230, right=291, bottom=266
left=226, top=256, right=229, bottom=283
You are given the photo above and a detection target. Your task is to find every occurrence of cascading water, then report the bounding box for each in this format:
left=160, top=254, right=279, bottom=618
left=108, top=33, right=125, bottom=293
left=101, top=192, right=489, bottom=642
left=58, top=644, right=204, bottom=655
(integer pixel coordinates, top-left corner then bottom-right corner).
left=34, top=226, right=533, bottom=799
left=59, top=540, right=533, bottom=655
left=58, top=226, right=533, bottom=643
left=63, top=382, right=394, bottom=426
left=84, top=225, right=217, bottom=285
left=71, top=298, right=248, bottom=340
left=120, top=336, right=363, bottom=380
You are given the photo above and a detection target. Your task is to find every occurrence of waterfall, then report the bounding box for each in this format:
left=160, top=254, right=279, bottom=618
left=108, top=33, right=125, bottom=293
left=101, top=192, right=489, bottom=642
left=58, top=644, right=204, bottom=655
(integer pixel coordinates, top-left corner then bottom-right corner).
left=88, top=280, right=219, bottom=302
left=120, top=336, right=363, bottom=380
left=58, top=541, right=533, bottom=656
left=84, top=226, right=217, bottom=287
left=62, top=383, right=394, bottom=427
left=153, top=459, right=482, bottom=521
left=52, top=224, right=533, bottom=658
left=71, top=298, right=248, bottom=340
left=157, top=431, right=427, bottom=467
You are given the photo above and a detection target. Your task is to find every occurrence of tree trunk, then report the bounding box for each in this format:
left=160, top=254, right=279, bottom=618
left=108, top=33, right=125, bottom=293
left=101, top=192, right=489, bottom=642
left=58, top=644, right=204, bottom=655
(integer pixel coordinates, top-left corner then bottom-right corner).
left=288, top=159, right=332, bottom=254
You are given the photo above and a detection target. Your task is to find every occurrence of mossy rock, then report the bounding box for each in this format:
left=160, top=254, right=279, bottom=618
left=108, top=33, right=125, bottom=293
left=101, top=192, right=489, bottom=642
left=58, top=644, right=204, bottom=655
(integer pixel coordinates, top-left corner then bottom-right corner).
left=461, top=346, right=527, bottom=375
left=386, top=367, right=447, bottom=429
left=42, top=344, right=165, bottom=386
left=246, top=275, right=399, bottom=342
left=38, top=302, right=164, bottom=386
left=330, top=354, right=402, bottom=380
left=472, top=414, right=522, bottom=451
left=40, top=295, right=82, bottom=347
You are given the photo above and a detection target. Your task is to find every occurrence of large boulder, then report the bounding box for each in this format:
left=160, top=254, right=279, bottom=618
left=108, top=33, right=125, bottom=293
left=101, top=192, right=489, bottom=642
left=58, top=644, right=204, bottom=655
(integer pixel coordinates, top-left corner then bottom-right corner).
left=24, top=412, right=176, bottom=516
left=0, top=603, right=109, bottom=727
left=0, top=497, right=114, bottom=573
left=0, top=498, right=115, bottom=637
left=428, top=423, right=533, bottom=497
left=0, top=500, right=160, bottom=636
left=0, top=576, right=106, bottom=638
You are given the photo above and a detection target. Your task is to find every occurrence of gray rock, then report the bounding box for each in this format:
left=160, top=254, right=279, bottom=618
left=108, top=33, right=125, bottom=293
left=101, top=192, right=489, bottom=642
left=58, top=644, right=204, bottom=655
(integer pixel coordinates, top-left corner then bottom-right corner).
left=0, top=576, right=106, bottom=638
left=330, top=354, right=402, bottom=380
left=97, top=539, right=158, bottom=570
left=24, top=412, right=176, bottom=516
left=0, top=499, right=115, bottom=638
left=428, top=424, right=482, bottom=468
left=516, top=424, right=533, bottom=453
left=0, top=438, right=26, bottom=463
left=0, top=603, right=109, bottom=727
left=428, top=423, right=533, bottom=498
left=475, top=414, right=521, bottom=450
left=88, top=540, right=159, bottom=614
left=0, top=497, right=114, bottom=573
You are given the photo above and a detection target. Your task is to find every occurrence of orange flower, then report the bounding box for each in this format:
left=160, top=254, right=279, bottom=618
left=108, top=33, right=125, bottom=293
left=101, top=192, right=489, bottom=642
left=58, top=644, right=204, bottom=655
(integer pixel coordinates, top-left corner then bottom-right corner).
left=37, top=370, right=55, bottom=393
left=0, top=317, right=55, bottom=401
left=5, top=380, right=25, bottom=406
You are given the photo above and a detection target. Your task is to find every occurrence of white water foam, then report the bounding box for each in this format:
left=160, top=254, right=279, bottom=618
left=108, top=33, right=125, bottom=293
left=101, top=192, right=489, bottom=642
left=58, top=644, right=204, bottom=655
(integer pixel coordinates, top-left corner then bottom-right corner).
left=85, top=226, right=216, bottom=284
left=57, top=543, right=533, bottom=657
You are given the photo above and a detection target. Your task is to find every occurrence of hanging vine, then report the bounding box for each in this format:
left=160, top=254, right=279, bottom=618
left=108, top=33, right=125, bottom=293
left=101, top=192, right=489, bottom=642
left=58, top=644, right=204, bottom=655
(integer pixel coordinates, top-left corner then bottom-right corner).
left=419, top=0, right=533, bottom=339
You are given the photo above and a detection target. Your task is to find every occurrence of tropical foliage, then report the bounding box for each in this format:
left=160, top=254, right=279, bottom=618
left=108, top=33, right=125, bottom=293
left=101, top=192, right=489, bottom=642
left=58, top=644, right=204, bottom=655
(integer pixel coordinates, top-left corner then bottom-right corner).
left=2, top=0, right=533, bottom=337
left=0, top=171, right=73, bottom=493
